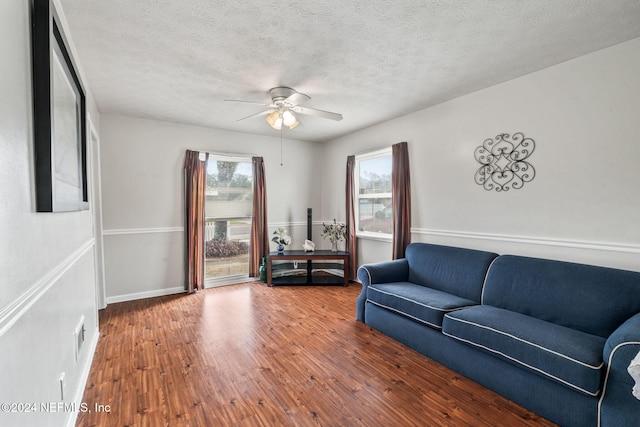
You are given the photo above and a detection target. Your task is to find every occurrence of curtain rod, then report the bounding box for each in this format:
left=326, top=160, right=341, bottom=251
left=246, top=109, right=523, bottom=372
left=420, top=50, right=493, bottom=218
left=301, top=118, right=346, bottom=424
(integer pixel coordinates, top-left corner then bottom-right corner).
left=195, top=149, right=259, bottom=159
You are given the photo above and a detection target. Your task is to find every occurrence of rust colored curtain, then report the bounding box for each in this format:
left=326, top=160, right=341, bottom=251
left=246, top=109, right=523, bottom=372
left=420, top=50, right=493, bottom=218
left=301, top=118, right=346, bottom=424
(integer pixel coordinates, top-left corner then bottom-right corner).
left=184, top=150, right=208, bottom=293
left=345, top=155, right=357, bottom=280
left=392, top=142, right=411, bottom=259
left=249, top=157, right=269, bottom=277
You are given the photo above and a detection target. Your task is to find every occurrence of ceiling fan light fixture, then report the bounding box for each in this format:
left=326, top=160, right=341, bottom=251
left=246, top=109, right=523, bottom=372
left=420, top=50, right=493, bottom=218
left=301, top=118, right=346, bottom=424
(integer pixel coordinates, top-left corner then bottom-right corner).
left=265, top=108, right=299, bottom=130
left=228, top=86, right=340, bottom=130
left=265, top=110, right=282, bottom=130
left=282, top=109, right=297, bottom=127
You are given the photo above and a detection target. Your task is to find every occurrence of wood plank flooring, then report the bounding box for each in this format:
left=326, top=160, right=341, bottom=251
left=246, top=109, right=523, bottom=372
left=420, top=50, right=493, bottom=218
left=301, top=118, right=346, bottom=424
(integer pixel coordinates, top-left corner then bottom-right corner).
left=76, top=282, right=555, bottom=427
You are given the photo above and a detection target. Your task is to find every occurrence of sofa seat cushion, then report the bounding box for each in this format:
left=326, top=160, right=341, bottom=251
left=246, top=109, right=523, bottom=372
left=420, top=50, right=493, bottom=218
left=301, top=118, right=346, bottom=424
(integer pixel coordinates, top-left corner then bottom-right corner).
left=442, top=305, right=606, bottom=396
left=367, top=283, right=477, bottom=330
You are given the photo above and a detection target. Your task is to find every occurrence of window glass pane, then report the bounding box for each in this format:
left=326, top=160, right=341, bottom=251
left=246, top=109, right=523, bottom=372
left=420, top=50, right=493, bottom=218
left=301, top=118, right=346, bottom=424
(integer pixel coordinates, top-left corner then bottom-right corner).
left=356, top=152, right=392, bottom=235
left=359, top=156, right=391, bottom=195
left=205, top=159, right=252, bottom=278
left=358, top=197, right=392, bottom=233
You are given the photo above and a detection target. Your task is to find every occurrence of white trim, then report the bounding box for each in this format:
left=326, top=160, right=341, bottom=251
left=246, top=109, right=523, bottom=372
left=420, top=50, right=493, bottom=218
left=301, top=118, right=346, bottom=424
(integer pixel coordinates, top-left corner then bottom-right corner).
left=106, top=286, right=186, bottom=304
left=354, top=147, right=393, bottom=239
left=103, top=222, right=320, bottom=236
left=0, top=239, right=95, bottom=337
left=88, top=114, right=107, bottom=310
left=355, top=146, right=392, bottom=160
left=103, top=227, right=184, bottom=236
left=102, top=221, right=344, bottom=237
left=357, top=232, right=393, bottom=242
left=272, top=220, right=345, bottom=228
left=64, top=325, right=99, bottom=427
left=411, top=228, right=640, bottom=254
left=358, top=192, right=392, bottom=199
left=205, top=274, right=259, bottom=288
left=269, top=221, right=308, bottom=228
left=197, top=149, right=258, bottom=160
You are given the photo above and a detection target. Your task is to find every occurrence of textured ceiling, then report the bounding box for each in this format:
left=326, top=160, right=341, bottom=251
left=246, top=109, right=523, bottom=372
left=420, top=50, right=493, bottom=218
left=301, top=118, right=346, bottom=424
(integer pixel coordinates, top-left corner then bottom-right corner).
left=59, top=0, right=640, bottom=142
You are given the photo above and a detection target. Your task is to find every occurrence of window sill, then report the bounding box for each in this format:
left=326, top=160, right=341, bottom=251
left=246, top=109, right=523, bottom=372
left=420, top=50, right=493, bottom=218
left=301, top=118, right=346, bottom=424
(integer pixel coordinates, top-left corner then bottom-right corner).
left=356, top=232, right=393, bottom=243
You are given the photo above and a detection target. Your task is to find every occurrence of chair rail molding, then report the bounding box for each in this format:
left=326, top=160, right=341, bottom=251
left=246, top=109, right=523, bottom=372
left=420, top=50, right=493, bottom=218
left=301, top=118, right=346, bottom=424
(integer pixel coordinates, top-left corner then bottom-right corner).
left=102, top=222, right=328, bottom=236
left=411, top=228, right=640, bottom=254
left=0, top=238, right=95, bottom=337
left=103, top=226, right=184, bottom=235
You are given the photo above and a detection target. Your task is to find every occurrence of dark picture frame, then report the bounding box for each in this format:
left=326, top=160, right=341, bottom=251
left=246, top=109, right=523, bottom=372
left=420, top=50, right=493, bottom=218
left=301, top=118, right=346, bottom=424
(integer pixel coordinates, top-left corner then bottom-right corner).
left=32, top=0, right=88, bottom=212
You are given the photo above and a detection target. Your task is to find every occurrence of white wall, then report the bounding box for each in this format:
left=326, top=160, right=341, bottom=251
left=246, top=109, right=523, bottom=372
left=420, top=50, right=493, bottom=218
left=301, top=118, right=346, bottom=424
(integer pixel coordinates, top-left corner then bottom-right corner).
left=97, top=36, right=640, bottom=304
left=321, top=37, right=640, bottom=272
left=0, top=1, right=100, bottom=426
left=99, top=114, right=324, bottom=301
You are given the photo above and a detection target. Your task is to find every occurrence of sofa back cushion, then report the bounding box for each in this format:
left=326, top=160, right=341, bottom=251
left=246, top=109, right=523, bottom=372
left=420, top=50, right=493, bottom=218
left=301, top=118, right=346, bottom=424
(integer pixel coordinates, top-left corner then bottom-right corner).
left=482, top=255, right=640, bottom=337
left=406, top=243, right=498, bottom=303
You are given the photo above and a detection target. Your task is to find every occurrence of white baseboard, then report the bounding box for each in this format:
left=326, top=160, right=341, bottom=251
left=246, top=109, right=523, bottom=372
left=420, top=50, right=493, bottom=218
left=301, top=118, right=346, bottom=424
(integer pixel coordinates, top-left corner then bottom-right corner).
left=106, top=286, right=186, bottom=304
left=205, top=275, right=259, bottom=288
left=65, top=325, right=100, bottom=427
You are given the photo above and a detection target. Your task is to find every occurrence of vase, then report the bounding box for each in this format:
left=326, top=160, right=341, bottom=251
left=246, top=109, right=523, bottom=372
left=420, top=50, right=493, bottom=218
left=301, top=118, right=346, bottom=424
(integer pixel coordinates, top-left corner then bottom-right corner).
left=277, top=244, right=284, bottom=253
left=259, top=256, right=267, bottom=283
left=331, top=240, right=338, bottom=252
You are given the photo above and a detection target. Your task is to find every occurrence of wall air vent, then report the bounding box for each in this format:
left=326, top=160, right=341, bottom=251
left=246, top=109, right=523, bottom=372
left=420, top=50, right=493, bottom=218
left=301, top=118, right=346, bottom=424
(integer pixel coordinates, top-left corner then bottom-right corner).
left=74, top=316, right=86, bottom=362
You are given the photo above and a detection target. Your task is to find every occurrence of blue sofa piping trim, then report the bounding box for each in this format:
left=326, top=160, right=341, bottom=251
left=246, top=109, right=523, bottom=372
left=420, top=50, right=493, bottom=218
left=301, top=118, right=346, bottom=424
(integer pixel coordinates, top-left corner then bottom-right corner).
left=445, top=315, right=604, bottom=370
left=368, top=285, right=476, bottom=313
left=597, top=340, right=640, bottom=426
left=367, top=300, right=444, bottom=330
left=443, top=315, right=602, bottom=397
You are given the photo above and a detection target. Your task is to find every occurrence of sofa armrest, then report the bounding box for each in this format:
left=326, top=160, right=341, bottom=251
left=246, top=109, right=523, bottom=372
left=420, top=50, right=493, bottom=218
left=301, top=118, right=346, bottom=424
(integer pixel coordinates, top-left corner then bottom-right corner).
left=356, top=259, right=409, bottom=322
left=599, top=312, right=640, bottom=426
left=357, top=259, right=410, bottom=286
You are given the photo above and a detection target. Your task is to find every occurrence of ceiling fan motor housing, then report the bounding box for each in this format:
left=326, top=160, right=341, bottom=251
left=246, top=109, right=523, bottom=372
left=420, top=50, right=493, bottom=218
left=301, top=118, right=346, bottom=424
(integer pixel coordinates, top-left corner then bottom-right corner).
left=269, top=87, right=297, bottom=104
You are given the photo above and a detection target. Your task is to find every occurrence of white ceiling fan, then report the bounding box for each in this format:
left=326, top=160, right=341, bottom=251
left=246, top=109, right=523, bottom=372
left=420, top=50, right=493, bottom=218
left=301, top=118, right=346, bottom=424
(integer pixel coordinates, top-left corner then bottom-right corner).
left=225, top=87, right=343, bottom=130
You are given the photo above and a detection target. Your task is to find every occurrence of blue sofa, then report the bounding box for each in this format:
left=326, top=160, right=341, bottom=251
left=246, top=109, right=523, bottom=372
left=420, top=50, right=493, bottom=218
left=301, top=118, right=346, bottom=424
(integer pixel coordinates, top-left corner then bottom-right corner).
left=356, top=243, right=640, bottom=426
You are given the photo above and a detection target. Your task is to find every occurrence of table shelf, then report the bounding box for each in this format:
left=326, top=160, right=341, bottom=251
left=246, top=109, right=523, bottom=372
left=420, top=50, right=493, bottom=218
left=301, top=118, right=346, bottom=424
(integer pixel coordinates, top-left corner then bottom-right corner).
left=267, top=250, right=350, bottom=286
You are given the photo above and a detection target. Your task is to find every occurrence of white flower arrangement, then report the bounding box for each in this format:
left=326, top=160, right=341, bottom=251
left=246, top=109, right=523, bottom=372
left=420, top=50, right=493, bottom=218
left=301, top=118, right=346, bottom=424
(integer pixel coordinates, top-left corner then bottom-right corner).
left=321, top=219, right=347, bottom=242
left=271, top=227, right=292, bottom=246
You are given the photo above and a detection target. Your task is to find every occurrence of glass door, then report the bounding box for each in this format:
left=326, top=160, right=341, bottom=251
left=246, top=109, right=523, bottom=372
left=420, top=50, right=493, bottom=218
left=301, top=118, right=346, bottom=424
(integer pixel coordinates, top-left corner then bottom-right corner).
left=204, top=156, right=253, bottom=284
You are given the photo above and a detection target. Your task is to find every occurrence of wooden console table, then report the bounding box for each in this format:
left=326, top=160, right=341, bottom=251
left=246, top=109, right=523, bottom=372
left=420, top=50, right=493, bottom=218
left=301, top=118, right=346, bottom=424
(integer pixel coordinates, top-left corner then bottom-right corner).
left=267, top=250, right=350, bottom=286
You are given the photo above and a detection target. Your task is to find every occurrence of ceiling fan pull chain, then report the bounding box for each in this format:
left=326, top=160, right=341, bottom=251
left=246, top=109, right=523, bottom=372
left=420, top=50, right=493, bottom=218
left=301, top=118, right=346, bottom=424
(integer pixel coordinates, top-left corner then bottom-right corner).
left=280, top=128, right=284, bottom=166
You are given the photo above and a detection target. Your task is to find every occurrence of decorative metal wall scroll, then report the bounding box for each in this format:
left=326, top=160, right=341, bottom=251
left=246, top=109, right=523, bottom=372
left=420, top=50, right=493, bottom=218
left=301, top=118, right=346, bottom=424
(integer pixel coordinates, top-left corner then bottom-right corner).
left=474, top=132, right=536, bottom=192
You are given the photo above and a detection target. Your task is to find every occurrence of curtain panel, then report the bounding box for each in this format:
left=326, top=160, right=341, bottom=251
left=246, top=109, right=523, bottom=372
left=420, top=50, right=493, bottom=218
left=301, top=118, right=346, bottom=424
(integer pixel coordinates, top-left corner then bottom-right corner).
left=345, top=155, right=357, bottom=280
left=249, top=157, right=269, bottom=277
left=392, top=141, right=411, bottom=259
left=184, top=150, right=209, bottom=293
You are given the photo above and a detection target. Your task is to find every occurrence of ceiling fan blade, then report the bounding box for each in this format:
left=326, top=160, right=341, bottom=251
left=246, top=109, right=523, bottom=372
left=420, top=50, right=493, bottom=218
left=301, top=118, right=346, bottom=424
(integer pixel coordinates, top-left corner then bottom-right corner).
left=295, top=106, right=343, bottom=121
left=284, top=91, right=311, bottom=106
left=224, top=99, right=273, bottom=108
left=236, top=109, right=272, bottom=122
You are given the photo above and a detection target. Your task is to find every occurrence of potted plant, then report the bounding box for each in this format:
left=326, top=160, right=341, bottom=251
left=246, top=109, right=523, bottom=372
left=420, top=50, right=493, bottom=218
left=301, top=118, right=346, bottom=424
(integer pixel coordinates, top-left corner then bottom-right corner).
left=321, top=219, right=346, bottom=252
left=271, top=227, right=291, bottom=253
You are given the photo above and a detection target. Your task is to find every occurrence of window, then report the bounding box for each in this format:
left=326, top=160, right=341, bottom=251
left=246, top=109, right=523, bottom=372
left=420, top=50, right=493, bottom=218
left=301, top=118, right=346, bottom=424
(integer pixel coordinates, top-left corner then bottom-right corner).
left=204, top=155, right=253, bottom=282
left=355, top=147, right=392, bottom=238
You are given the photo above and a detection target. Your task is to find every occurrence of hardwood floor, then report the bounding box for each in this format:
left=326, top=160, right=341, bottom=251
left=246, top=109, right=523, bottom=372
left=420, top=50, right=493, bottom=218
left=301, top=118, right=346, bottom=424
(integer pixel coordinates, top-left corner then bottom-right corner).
left=77, top=282, right=555, bottom=427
